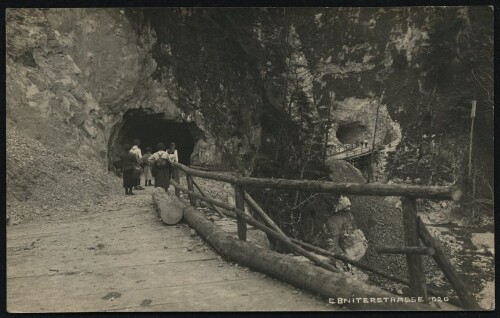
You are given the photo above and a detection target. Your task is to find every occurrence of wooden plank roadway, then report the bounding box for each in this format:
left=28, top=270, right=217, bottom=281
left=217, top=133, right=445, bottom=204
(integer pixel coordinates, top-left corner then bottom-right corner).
left=7, top=187, right=334, bottom=312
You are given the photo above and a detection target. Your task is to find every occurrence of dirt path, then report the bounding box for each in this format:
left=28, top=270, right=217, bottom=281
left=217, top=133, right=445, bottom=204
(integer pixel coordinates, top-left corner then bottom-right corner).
left=7, top=185, right=335, bottom=312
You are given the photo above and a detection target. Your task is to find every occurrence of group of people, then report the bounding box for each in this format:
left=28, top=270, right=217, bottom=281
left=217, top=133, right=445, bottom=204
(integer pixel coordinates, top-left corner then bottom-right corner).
left=121, top=139, right=179, bottom=195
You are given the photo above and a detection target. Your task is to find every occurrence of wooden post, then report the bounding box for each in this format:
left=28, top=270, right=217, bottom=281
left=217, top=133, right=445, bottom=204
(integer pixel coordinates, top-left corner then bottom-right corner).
left=417, top=217, right=481, bottom=309
left=468, top=100, right=476, bottom=217
left=174, top=168, right=180, bottom=198
left=186, top=174, right=196, bottom=206
left=244, top=191, right=286, bottom=237
left=234, top=184, right=247, bottom=241
left=401, top=197, right=428, bottom=301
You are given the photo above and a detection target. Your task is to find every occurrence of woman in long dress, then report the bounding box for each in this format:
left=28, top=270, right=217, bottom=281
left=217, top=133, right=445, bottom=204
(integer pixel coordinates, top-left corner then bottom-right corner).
left=121, top=144, right=137, bottom=195
left=130, top=139, right=144, bottom=190
left=148, top=143, right=172, bottom=191
left=142, top=147, right=153, bottom=186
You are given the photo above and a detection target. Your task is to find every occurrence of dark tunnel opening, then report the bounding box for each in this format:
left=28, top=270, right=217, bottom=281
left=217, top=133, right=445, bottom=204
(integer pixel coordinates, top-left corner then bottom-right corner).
left=336, top=123, right=369, bottom=145
left=108, top=109, right=203, bottom=169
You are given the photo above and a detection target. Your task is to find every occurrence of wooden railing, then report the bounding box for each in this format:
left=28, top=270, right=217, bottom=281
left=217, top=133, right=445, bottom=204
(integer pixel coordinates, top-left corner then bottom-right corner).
left=170, top=162, right=479, bottom=309
left=326, top=143, right=385, bottom=160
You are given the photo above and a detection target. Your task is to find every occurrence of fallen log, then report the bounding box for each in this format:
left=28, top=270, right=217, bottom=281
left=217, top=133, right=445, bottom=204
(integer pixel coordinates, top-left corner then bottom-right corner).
left=180, top=198, right=441, bottom=310
left=169, top=180, right=339, bottom=273
left=152, top=188, right=183, bottom=225
left=290, top=239, right=461, bottom=308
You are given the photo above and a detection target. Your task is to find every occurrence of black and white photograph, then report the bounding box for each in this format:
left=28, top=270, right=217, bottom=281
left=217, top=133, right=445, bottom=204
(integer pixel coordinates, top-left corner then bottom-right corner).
left=5, top=4, right=495, bottom=312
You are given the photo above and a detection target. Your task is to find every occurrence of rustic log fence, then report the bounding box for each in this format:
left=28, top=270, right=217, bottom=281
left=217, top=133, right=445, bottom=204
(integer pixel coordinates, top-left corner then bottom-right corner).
left=169, top=162, right=480, bottom=309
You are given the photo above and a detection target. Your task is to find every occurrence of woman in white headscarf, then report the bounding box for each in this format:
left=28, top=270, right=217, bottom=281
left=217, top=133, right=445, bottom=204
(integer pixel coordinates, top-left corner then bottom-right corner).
left=148, top=142, right=172, bottom=191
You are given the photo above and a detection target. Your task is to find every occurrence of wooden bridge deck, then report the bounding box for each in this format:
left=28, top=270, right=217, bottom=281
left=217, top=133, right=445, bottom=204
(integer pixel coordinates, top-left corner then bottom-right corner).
left=7, top=187, right=333, bottom=312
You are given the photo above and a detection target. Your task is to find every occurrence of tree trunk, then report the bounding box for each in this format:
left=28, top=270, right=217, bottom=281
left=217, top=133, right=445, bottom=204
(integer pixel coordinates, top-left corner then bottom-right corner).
left=152, top=188, right=183, bottom=225
left=181, top=202, right=439, bottom=310
left=172, top=162, right=462, bottom=201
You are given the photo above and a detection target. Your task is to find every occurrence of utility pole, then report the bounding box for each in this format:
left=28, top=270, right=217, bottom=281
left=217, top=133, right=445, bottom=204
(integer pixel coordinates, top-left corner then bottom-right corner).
left=369, top=90, right=385, bottom=183
left=468, top=100, right=476, bottom=216
left=323, top=91, right=334, bottom=164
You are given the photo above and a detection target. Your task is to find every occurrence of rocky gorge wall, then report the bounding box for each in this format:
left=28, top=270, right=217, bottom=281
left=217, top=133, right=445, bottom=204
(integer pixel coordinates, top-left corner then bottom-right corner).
left=6, top=7, right=493, bottom=221
left=6, top=8, right=228, bottom=169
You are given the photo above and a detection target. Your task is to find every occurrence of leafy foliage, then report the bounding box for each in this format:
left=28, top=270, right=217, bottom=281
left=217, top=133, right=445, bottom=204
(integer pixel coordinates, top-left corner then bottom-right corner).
left=383, top=7, right=493, bottom=195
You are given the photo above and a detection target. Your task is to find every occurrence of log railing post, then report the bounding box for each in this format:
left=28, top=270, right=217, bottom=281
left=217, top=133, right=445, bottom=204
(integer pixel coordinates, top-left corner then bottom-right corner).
left=401, top=197, right=428, bottom=301
left=174, top=167, right=180, bottom=198
left=186, top=173, right=196, bottom=207
left=417, top=217, right=480, bottom=309
left=234, top=184, right=247, bottom=241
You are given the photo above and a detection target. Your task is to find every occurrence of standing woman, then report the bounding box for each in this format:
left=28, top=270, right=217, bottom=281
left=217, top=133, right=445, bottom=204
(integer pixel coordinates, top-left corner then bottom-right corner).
left=122, top=144, right=136, bottom=195
left=167, top=142, right=179, bottom=163
left=130, top=139, right=144, bottom=190
left=167, top=142, right=179, bottom=181
left=142, top=146, right=153, bottom=186
left=149, top=143, right=172, bottom=191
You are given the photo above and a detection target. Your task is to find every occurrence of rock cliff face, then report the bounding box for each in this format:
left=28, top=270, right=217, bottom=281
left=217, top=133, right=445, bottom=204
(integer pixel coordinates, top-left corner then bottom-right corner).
left=7, top=7, right=493, bottom=221
left=8, top=7, right=492, bottom=173
left=7, top=9, right=146, bottom=163
left=6, top=8, right=224, bottom=170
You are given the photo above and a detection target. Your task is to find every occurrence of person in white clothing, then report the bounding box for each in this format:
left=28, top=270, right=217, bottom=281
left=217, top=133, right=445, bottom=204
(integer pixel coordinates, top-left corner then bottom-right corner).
left=167, top=142, right=179, bottom=163
left=148, top=142, right=172, bottom=191
left=130, top=139, right=144, bottom=190
left=167, top=142, right=179, bottom=181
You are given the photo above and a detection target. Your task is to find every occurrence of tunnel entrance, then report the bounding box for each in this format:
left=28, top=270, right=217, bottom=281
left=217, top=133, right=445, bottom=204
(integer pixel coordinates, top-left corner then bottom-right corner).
left=336, top=123, right=369, bottom=144
left=108, top=109, right=204, bottom=169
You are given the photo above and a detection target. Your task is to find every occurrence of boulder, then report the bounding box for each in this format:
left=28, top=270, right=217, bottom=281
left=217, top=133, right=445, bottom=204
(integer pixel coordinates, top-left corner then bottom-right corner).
left=340, top=228, right=368, bottom=261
